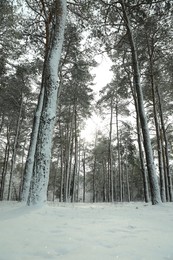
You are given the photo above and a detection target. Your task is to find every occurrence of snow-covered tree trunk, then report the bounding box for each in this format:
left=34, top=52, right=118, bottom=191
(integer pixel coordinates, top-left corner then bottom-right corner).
left=150, top=64, right=166, bottom=202
left=27, top=0, right=67, bottom=205
left=65, top=106, right=75, bottom=202
left=0, top=128, right=10, bottom=200
left=21, top=86, right=44, bottom=201
left=130, top=75, right=150, bottom=203
left=156, top=85, right=173, bottom=202
left=121, top=0, right=161, bottom=205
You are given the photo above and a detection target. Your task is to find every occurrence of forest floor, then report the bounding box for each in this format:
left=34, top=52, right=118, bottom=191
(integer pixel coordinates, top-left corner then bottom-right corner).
left=0, top=201, right=173, bottom=260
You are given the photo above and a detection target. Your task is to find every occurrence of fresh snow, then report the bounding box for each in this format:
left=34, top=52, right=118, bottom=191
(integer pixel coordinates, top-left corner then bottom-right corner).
left=0, top=202, right=173, bottom=260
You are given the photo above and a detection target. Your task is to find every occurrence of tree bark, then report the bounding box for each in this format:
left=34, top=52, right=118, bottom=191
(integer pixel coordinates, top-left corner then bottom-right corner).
left=116, top=101, right=122, bottom=202
left=121, top=0, right=161, bottom=204
left=150, top=65, right=166, bottom=202
left=65, top=106, right=75, bottom=202
left=7, top=95, right=23, bottom=200
left=0, top=127, right=10, bottom=200
left=71, top=105, right=78, bottom=202
left=131, top=81, right=150, bottom=203
left=82, top=148, right=86, bottom=202
left=21, top=86, right=44, bottom=201
left=27, top=0, right=67, bottom=205
left=109, top=97, right=114, bottom=202
left=156, top=86, right=173, bottom=201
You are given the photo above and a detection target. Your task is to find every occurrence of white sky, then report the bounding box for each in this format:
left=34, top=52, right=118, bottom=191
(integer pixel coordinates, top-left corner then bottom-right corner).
left=80, top=55, right=113, bottom=142
left=92, top=55, right=113, bottom=95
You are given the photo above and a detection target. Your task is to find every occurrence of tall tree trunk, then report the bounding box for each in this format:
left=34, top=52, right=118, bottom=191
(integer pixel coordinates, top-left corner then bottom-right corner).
left=19, top=138, right=27, bottom=200
left=53, top=154, right=60, bottom=202
left=71, top=105, right=78, bottom=202
left=150, top=64, right=166, bottom=202
left=132, top=86, right=150, bottom=202
left=92, top=131, right=98, bottom=203
left=160, top=129, right=169, bottom=201
left=59, top=120, right=64, bottom=202
left=116, top=102, right=122, bottom=202
left=121, top=0, right=161, bottom=204
left=125, top=144, right=131, bottom=202
left=8, top=95, right=23, bottom=200
left=28, top=0, right=67, bottom=205
left=0, top=114, right=4, bottom=134
left=21, top=86, right=44, bottom=201
left=82, top=148, right=86, bottom=202
left=77, top=144, right=81, bottom=202
left=0, top=127, right=10, bottom=200
left=156, top=86, right=173, bottom=202
left=109, top=97, right=114, bottom=202
left=146, top=33, right=166, bottom=203
left=93, top=157, right=96, bottom=203
left=65, top=106, right=75, bottom=202
left=137, top=114, right=150, bottom=203
left=124, top=61, right=149, bottom=202
left=68, top=135, right=74, bottom=200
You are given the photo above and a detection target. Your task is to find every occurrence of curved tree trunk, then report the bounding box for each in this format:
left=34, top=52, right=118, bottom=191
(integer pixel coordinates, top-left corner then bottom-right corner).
left=28, top=0, right=67, bottom=206
left=21, top=86, right=44, bottom=201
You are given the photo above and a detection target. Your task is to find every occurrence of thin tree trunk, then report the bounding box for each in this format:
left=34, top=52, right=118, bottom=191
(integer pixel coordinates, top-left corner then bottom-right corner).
left=77, top=144, right=81, bottom=202
left=71, top=105, right=78, bottom=202
left=65, top=106, right=75, bottom=202
left=0, top=114, right=4, bottom=134
left=146, top=33, right=166, bottom=202
left=68, top=135, right=74, bottom=200
left=8, top=96, right=23, bottom=200
left=150, top=65, right=166, bottom=202
left=102, top=161, right=106, bottom=202
left=128, top=73, right=150, bottom=203
left=82, top=148, right=86, bottom=202
left=121, top=0, right=161, bottom=204
left=53, top=154, right=60, bottom=202
left=21, top=86, right=44, bottom=201
left=0, top=127, right=10, bottom=200
left=137, top=114, right=150, bottom=203
left=93, top=157, right=96, bottom=203
left=92, top=131, right=98, bottom=203
left=59, top=120, right=64, bottom=202
left=116, top=101, right=122, bottom=202
left=109, top=97, right=114, bottom=202
left=160, top=128, right=169, bottom=201
left=125, top=144, right=131, bottom=202
left=19, top=138, right=27, bottom=200
left=156, top=86, right=173, bottom=202
left=124, top=59, right=149, bottom=203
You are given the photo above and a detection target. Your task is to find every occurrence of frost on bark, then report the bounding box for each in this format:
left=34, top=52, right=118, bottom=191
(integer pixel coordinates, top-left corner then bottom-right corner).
left=21, top=87, right=44, bottom=201
left=121, top=0, right=161, bottom=205
left=27, top=0, right=67, bottom=205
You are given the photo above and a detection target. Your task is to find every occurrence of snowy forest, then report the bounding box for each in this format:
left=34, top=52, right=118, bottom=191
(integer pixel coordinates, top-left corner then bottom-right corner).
left=1, top=0, right=173, bottom=206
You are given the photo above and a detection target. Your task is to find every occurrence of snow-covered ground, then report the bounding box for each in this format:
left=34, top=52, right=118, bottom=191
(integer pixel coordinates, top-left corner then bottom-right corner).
left=0, top=202, right=173, bottom=260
